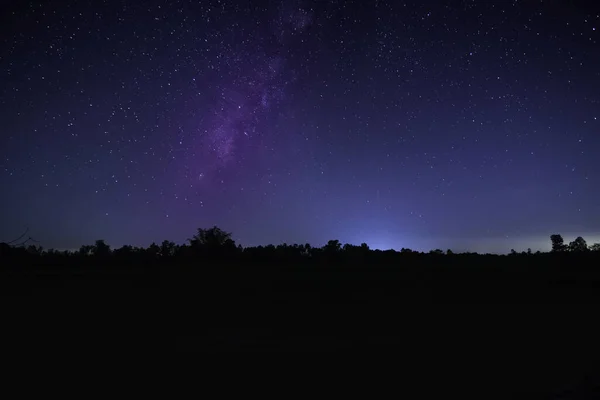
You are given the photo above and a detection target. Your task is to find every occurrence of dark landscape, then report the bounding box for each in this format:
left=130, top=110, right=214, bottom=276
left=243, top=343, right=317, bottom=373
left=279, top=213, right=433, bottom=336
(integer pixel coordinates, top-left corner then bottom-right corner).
left=2, top=229, right=600, bottom=396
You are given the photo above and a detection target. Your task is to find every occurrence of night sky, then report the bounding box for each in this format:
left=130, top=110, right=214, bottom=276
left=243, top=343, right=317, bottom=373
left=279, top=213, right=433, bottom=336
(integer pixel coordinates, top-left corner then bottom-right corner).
left=1, top=0, right=599, bottom=253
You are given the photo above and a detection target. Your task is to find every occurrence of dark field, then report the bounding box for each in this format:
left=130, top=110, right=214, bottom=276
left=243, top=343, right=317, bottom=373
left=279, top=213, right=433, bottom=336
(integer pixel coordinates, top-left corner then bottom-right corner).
left=2, top=257, right=600, bottom=396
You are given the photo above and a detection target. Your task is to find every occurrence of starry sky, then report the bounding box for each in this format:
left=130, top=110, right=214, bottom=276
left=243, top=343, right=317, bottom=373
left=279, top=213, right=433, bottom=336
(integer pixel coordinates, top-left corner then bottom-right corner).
left=1, top=0, right=599, bottom=253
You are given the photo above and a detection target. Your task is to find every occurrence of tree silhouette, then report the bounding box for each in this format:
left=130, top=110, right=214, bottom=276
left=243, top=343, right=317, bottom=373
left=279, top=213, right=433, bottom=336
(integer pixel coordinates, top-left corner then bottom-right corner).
left=189, top=226, right=236, bottom=256
left=589, top=243, right=600, bottom=252
left=568, top=236, right=588, bottom=252
left=79, top=245, right=93, bottom=256
left=92, top=240, right=110, bottom=257
left=114, top=245, right=134, bottom=258
left=160, top=240, right=176, bottom=257
left=550, top=234, right=567, bottom=252
left=324, top=239, right=341, bottom=253
left=147, top=242, right=160, bottom=257
left=299, top=243, right=311, bottom=257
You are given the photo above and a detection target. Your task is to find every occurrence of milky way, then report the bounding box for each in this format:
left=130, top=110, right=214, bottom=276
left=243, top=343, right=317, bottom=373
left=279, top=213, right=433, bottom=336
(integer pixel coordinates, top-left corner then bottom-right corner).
left=179, top=1, right=312, bottom=186
left=1, top=0, right=599, bottom=253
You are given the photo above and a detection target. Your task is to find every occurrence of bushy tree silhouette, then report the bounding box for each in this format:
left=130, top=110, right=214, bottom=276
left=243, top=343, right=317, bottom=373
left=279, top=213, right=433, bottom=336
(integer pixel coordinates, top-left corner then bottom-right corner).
left=324, top=239, right=342, bottom=253
left=79, top=245, right=93, bottom=256
left=550, top=234, right=567, bottom=252
left=160, top=240, right=177, bottom=257
left=187, top=226, right=237, bottom=260
left=147, top=242, right=161, bottom=257
left=114, top=245, right=134, bottom=257
left=189, top=226, right=234, bottom=248
left=92, top=240, right=111, bottom=257
left=568, top=236, right=588, bottom=252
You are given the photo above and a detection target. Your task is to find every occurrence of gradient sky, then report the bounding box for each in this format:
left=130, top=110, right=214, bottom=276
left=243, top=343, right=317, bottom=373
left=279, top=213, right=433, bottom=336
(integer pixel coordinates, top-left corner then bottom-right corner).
left=1, top=0, right=599, bottom=253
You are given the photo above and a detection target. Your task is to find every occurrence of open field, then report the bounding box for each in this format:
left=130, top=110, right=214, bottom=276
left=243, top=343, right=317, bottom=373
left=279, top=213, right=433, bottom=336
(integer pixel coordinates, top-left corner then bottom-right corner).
left=2, top=254, right=600, bottom=396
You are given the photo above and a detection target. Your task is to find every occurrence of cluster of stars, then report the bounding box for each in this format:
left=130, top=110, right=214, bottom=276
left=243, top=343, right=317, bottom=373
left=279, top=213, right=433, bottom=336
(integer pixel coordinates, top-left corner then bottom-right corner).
left=0, top=0, right=598, bottom=253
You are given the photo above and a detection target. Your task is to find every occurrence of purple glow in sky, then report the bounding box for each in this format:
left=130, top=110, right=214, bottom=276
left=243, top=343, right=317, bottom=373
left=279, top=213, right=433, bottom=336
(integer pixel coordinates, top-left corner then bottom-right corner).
left=1, top=0, right=599, bottom=254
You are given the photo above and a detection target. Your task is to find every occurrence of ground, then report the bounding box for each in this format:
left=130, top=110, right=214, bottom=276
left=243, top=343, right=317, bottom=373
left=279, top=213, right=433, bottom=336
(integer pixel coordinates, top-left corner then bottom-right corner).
left=2, top=263, right=599, bottom=396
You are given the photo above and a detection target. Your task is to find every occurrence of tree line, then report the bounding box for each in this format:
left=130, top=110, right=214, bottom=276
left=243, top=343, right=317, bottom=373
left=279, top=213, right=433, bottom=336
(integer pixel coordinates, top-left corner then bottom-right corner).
left=1, top=227, right=599, bottom=266
left=550, top=234, right=599, bottom=252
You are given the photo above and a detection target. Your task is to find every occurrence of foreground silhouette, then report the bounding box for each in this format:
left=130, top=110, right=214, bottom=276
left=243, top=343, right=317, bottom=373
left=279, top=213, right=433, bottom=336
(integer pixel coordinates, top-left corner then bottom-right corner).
left=1, top=227, right=600, bottom=396
left=2, top=227, right=599, bottom=268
